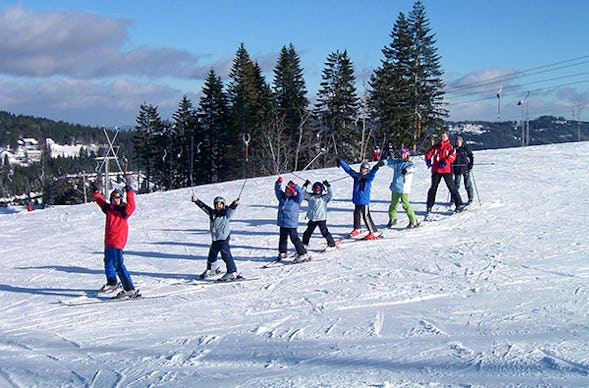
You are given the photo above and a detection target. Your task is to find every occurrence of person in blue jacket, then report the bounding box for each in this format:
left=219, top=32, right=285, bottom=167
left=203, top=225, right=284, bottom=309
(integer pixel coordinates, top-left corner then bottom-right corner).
left=302, top=180, right=337, bottom=251
left=192, top=194, right=240, bottom=281
left=383, top=148, right=419, bottom=229
left=275, top=177, right=309, bottom=263
left=338, top=159, right=382, bottom=240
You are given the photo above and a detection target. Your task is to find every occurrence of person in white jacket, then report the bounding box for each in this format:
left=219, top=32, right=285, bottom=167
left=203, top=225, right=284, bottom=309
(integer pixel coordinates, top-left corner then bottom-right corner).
left=302, top=180, right=337, bottom=251
left=383, top=148, right=419, bottom=229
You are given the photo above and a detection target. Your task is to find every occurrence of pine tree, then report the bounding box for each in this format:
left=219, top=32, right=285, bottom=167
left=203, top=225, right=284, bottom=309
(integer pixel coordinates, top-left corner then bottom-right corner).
left=315, top=50, right=360, bottom=162
left=133, top=103, right=163, bottom=192
left=368, top=0, right=447, bottom=152
left=272, top=43, right=309, bottom=170
left=171, top=96, right=199, bottom=189
left=227, top=43, right=274, bottom=179
left=369, top=12, right=415, bottom=149
left=408, top=0, right=448, bottom=138
left=198, top=68, right=230, bottom=183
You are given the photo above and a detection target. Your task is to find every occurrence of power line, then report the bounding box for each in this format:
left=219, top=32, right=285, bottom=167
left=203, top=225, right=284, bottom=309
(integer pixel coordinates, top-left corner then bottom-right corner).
left=445, top=54, right=589, bottom=95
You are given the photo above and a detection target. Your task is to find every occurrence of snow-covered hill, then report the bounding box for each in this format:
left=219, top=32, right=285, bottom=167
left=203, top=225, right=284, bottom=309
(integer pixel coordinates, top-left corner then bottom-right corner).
left=1, top=142, right=588, bottom=387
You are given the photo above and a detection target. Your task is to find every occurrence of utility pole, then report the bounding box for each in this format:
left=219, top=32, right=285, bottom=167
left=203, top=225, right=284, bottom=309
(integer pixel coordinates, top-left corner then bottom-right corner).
left=517, top=92, right=530, bottom=146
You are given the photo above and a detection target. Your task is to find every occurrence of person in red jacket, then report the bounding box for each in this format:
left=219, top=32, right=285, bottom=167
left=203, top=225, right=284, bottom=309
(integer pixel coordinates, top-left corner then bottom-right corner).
left=424, top=132, right=465, bottom=213
left=92, top=179, right=138, bottom=299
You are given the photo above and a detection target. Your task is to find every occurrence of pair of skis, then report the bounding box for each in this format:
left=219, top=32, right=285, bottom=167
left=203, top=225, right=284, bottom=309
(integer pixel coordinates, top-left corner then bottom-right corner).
left=60, top=276, right=258, bottom=306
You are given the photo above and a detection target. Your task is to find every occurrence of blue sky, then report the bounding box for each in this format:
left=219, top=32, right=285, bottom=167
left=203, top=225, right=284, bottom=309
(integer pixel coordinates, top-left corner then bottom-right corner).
left=0, top=0, right=588, bottom=127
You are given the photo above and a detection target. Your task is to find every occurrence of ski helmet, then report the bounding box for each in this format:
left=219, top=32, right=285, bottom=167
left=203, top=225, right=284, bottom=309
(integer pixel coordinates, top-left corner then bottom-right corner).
left=360, top=162, right=370, bottom=170
left=312, top=182, right=325, bottom=193
left=213, top=196, right=226, bottom=206
left=401, top=148, right=411, bottom=155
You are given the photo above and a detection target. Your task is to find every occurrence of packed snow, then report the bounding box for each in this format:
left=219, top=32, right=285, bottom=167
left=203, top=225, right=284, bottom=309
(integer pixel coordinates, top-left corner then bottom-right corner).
left=1, top=142, right=588, bottom=387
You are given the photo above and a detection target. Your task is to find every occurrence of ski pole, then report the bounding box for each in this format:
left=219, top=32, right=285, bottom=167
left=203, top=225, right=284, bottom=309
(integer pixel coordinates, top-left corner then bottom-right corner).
left=415, top=127, right=434, bottom=155
left=302, top=148, right=325, bottom=172
left=272, top=160, right=306, bottom=182
left=470, top=169, right=482, bottom=206
left=237, top=178, right=248, bottom=200
left=452, top=162, right=495, bottom=167
left=331, top=134, right=339, bottom=158
left=189, top=137, right=194, bottom=195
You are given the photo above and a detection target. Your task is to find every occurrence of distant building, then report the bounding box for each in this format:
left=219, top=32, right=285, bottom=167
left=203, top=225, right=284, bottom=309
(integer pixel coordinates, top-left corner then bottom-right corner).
left=18, top=138, right=42, bottom=163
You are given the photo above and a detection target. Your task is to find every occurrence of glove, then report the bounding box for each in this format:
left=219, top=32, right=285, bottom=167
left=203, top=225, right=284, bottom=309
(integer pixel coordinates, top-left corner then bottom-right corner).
left=124, top=184, right=133, bottom=192
left=276, top=176, right=283, bottom=184
left=231, top=199, right=240, bottom=207
left=376, top=160, right=385, bottom=168
left=191, top=195, right=198, bottom=203
left=90, top=180, right=101, bottom=193
left=426, top=160, right=432, bottom=168
left=438, top=160, right=446, bottom=169
left=322, top=180, right=330, bottom=188
left=402, top=168, right=407, bottom=175
left=303, top=180, right=311, bottom=188
left=468, top=164, right=473, bottom=172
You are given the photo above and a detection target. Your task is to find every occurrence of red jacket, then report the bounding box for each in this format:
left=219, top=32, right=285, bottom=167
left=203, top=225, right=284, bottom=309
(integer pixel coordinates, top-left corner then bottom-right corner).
left=425, top=139, right=456, bottom=174
left=94, top=190, right=136, bottom=249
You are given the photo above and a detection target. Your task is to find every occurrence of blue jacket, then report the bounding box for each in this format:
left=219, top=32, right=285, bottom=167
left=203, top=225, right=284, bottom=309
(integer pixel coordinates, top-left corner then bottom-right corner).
left=304, top=185, right=333, bottom=221
left=339, top=160, right=379, bottom=205
left=275, top=182, right=304, bottom=228
left=385, top=158, right=416, bottom=194
left=195, top=199, right=237, bottom=241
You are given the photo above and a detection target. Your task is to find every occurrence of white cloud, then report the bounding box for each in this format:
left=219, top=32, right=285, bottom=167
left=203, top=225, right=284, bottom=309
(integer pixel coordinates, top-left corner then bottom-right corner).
left=0, top=5, right=211, bottom=79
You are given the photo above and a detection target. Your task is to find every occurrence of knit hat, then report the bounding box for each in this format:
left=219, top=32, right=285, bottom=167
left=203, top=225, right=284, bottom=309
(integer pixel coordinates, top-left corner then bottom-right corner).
left=401, top=148, right=411, bottom=155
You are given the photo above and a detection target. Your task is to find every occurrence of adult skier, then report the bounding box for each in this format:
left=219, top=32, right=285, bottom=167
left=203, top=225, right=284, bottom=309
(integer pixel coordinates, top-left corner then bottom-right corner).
left=92, top=179, right=138, bottom=299
left=424, top=131, right=465, bottom=213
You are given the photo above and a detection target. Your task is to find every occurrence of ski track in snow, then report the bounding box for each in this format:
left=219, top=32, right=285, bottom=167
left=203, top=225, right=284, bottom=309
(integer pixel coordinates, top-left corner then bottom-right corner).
left=1, top=143, right=589, bottom=386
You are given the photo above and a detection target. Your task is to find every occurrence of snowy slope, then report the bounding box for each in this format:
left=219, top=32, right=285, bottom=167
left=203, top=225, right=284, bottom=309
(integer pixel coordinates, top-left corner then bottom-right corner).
left=1, top=142, right=588, bottom=387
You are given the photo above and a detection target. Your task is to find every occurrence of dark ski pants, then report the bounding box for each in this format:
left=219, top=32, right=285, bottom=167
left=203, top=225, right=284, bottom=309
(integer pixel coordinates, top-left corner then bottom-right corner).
left=278, top=227, right=307, bottom=256
left=302, top=220, right=336, bottom=247
left=353, top=204, right=378, bottom=233
left=427, top=172, right=463, bottom=209
left=453, top=172, right=474, bottom=203
left=207, top=236, right=237, bottom=273
left=104, top=247, right=134, bottom=291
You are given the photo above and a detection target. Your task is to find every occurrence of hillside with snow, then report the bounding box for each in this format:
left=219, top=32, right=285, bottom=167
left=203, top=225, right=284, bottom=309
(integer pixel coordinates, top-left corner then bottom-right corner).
left=1, top=142, right=588, bottom=387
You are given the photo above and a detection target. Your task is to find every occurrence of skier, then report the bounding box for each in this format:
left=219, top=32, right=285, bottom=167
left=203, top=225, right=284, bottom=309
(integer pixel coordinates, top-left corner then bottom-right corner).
left=302, top=180, right=337, bottom=252
left=424, top=131, right=465, bottom=213
left=275, top=177, right=309, bottom=263
left=452, top=136, right=474, bottom=205
left=191, top=195, right=240, bottom=281
left=338, top=159, right=382, bottom=240
left=371, top=146, right=382, bottom=161
left=91, top=179, right=138, bottom=299
left=383, top=148, right=419, bottom=229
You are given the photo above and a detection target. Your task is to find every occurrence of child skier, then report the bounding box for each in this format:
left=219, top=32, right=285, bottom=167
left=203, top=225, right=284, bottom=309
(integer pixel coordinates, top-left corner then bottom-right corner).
left=383, top=148, right=419, bottom=229
left=92, top=179, right=138, bottom=299
left=192, top=195, right=240, bottom=281
left=338, top=159, right=382, bottom=240
left=302, top=180, right=337, bottom=252
left=275, top=177, right=309, bottom=263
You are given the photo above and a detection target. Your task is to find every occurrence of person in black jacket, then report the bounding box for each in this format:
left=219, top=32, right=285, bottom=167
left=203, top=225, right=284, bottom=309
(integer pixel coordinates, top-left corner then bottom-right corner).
left=452, top=136, right=474, bottom=205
